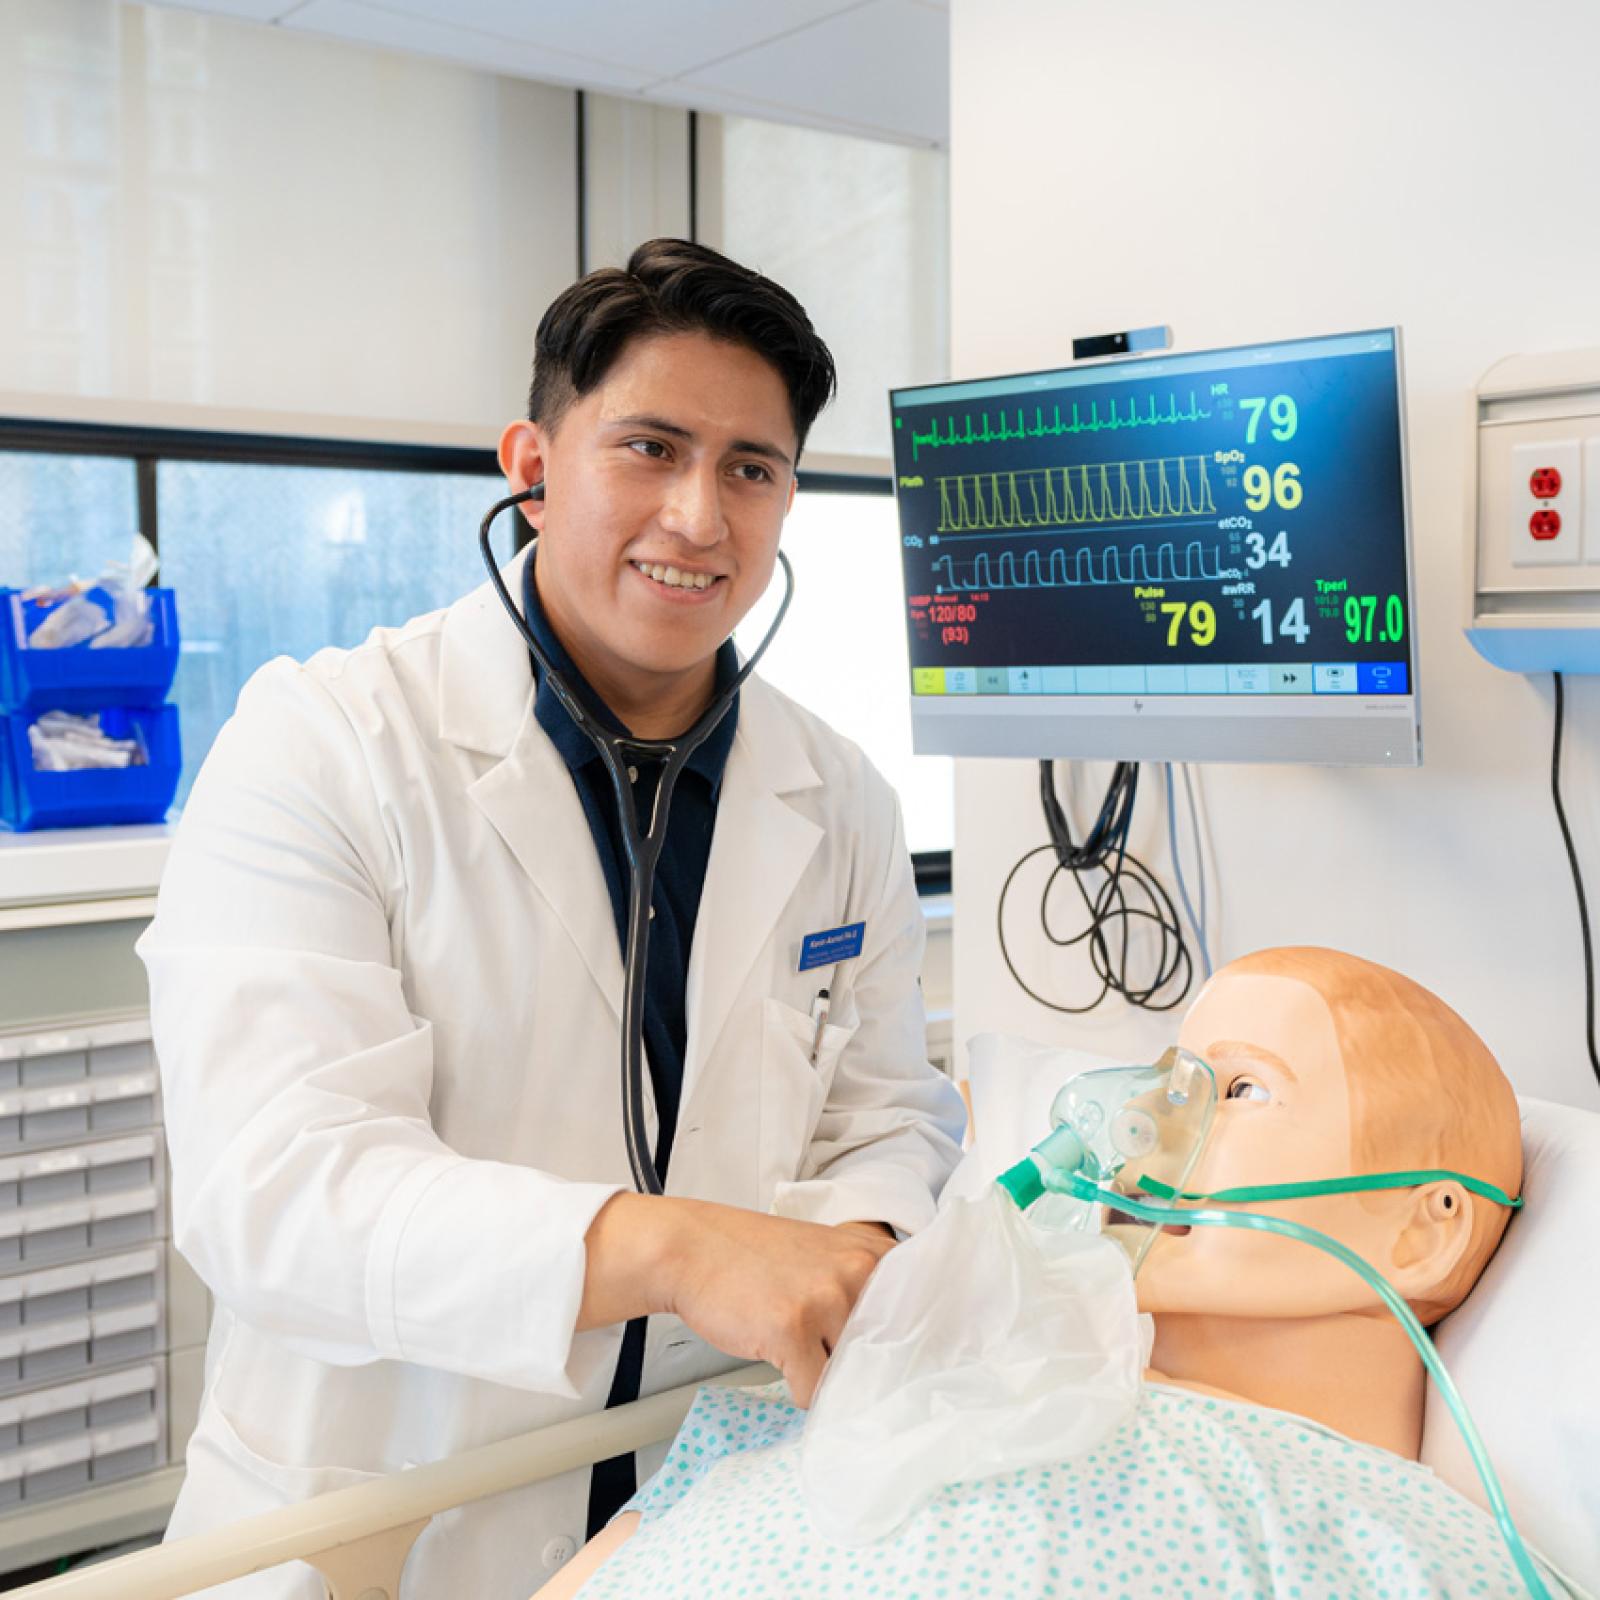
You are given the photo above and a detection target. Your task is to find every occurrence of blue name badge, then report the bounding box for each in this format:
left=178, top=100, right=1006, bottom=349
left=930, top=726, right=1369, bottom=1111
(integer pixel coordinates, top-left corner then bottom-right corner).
left=799, top=921, right=865, bottom=972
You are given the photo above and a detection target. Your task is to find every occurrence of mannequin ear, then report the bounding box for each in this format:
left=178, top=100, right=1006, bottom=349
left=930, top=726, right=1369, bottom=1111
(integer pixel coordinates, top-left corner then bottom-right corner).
left=497, top=421, right=548, bottom=531
left=1385, top=1181, right=1473, bottom=1300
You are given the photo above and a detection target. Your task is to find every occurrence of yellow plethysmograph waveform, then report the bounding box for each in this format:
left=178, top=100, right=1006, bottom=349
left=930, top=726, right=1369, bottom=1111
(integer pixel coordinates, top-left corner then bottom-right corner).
left=935, top=454, right=1216, bottom=535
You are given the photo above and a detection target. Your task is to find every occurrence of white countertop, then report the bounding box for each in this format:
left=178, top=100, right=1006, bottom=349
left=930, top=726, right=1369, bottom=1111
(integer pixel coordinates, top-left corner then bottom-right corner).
left=0, top=822, right=174, bottom=913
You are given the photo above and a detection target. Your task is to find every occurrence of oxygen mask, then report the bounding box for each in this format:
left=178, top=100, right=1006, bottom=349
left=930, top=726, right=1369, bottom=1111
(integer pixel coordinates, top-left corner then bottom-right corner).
left=997, top=1045, right=1217, bottom=1271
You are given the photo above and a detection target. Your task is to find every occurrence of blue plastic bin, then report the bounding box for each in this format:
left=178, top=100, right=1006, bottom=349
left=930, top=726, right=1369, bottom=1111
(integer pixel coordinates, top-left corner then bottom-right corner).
left=0, top=588, right=180, bottom=713
left=0, top=706, right=182, bottom=831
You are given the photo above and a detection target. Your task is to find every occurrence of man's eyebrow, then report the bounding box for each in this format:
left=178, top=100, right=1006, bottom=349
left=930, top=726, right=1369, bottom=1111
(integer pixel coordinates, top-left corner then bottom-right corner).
left=606, top=413, right=793, bottom=468
left=1204, top=1039, right=1299, bottom=1083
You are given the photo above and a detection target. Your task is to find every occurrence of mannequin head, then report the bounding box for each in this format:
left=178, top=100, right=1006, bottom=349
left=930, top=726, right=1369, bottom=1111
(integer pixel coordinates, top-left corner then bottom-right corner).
left=1134, top=947, right=1522, bottom=1326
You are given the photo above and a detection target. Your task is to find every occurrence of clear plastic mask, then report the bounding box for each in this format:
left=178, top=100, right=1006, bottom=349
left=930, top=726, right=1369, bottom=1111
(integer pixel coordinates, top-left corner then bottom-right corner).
left=999, top=1046, right=1217, bottom=1272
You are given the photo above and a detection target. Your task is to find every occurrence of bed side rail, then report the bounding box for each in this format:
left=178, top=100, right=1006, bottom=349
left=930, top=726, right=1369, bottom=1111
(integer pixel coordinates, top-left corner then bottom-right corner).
left=9, top=1364, right=777, bottom=1600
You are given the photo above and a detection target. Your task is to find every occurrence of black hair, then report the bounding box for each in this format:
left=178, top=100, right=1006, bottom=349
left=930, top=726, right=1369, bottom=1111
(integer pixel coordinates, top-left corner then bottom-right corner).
left=526, top=238, right=837, bottom=460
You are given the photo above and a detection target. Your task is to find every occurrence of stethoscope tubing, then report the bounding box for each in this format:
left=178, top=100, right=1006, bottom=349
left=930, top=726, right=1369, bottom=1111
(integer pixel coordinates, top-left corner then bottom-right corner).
left=479, top=487, right=795, bottom=1195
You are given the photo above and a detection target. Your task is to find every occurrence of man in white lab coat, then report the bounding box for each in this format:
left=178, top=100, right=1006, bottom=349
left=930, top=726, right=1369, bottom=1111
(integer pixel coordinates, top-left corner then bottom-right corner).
left=139, top=238, right=965, bottom=1597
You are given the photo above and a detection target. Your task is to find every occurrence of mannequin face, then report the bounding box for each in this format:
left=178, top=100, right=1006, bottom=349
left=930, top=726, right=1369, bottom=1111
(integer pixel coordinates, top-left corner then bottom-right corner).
left=1131, top=969, right=1471, bottom=1318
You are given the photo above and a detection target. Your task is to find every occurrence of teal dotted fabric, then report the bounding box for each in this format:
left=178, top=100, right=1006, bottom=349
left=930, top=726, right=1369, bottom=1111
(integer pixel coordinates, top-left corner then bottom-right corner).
left=574, top=1381, right=1552, bottom=1599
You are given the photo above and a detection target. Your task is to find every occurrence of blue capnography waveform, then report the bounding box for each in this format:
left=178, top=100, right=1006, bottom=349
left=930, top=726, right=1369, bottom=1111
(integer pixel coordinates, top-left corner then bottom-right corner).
left=931, top=539, right=1225, bottom=592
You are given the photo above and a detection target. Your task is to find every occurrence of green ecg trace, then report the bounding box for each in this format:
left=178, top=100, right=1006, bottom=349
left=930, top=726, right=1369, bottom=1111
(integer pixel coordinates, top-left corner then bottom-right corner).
left=910, top=390, right=1211, bottom=461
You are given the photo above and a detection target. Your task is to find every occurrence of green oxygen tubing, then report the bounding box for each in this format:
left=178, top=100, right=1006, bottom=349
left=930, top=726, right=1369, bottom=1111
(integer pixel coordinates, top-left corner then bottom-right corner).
left=1032, top=1167, right=1558, bottom=1600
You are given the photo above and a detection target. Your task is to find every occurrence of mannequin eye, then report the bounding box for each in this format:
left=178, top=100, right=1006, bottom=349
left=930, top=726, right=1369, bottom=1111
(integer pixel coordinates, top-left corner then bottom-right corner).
left=1225, top=1077, right=1272, bottom=1103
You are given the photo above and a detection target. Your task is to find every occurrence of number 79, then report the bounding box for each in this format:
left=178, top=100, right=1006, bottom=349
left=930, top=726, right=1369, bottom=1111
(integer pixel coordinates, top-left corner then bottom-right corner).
left=1161, top=601, right=1217, bottom=647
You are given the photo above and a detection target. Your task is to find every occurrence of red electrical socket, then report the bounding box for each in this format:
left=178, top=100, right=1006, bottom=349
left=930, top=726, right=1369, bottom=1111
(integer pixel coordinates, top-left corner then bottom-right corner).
left=1530, top=509, right=1563, bottom=540
left=1531, top=466, right=1563, bottom=499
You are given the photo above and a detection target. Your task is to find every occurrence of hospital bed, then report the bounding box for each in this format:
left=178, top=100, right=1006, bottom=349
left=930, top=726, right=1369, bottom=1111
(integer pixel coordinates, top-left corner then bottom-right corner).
left=8, top=1087, right=1598, bottom=1599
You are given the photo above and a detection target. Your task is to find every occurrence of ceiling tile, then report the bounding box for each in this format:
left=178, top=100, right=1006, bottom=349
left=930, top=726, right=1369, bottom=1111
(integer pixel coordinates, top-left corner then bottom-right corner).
left=665, top=0, right=947, bottom=145
left=278, top=0, right=653, bottom=91
left=143, top=0, right=951, bottom=147
left=646, top=76, right=932, bottom=148
left=151, top=0, right=303, bottom=19
left=344, top=0, right=864, bottom=81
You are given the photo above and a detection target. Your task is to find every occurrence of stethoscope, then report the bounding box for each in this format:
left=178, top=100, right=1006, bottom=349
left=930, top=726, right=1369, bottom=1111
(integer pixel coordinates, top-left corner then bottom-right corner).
left=479, top=485, right=795, bottom=1196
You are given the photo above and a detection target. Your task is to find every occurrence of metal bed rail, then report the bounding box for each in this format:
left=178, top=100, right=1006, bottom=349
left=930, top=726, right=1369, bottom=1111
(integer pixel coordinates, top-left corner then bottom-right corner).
left=9, top=1363, right=777, bottom=1600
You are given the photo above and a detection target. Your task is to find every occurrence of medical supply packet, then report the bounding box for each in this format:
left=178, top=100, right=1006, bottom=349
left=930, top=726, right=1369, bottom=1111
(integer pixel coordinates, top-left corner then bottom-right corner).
left=799, top=1175, right=1149, bottom=1546
left=23, top=535, right=159, bottom=650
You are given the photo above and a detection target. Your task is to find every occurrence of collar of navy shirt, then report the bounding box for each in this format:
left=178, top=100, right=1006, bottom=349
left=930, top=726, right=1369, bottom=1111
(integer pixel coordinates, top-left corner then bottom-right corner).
left=517, top=546, right=741, bottom=798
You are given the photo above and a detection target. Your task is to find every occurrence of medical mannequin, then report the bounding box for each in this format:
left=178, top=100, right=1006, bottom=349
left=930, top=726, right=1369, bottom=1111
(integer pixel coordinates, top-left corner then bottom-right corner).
left=535, top=947, right=1539, bottom=1599
left=1143, top=945, right=1524, bottom=1459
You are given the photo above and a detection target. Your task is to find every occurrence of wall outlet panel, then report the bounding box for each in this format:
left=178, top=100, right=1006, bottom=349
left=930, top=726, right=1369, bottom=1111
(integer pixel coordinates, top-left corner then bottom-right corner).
left=1471, top=350, right=1600, bottom=672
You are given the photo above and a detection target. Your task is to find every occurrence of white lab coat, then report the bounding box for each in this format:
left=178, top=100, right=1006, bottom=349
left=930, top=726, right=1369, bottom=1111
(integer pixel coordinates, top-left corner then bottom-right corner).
left=138, top=550, right=965, bottom=1599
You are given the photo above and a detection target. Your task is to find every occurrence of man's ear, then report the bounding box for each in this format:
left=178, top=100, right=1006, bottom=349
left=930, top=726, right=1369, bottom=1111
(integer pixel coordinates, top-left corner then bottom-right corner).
left=497, top=420, right=548, bottom=532
left=1384, top=1181, right=1473, bottom=1301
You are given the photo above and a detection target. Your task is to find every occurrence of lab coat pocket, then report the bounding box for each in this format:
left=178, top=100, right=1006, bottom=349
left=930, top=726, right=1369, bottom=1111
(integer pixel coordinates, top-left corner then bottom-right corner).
left=759, top=997, right=859, bottom=1198
left=203, top=1393, right=386, bottom=1506
left=199, top=1327, right=389, bottom=1507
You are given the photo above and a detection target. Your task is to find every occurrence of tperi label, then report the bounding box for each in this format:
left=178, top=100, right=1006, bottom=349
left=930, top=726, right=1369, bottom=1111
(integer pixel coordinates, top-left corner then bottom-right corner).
left=799, top=921, right=865, bottom=972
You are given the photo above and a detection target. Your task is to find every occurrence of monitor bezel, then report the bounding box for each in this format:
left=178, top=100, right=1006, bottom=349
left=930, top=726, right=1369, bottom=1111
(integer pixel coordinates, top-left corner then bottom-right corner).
left=888, top=326, right=1421, bottom=767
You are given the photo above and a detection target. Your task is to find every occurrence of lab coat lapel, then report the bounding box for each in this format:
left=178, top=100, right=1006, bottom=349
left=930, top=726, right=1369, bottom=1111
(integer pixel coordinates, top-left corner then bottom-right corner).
left=467, top=726, right=625, bottom=1019
left=437, top=554, right=624, bottom=1019
left=683, top=678, right=823, bottom=1107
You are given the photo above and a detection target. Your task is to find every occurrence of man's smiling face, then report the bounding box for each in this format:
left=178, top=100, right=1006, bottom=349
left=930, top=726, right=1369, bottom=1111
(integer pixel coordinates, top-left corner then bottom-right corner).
left=503, top=329, right=797, bottom=714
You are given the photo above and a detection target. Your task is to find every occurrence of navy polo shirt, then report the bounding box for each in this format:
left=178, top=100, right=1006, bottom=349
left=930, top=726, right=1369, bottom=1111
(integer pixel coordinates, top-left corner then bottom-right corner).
left=519, top=554, right=738, bottom=1532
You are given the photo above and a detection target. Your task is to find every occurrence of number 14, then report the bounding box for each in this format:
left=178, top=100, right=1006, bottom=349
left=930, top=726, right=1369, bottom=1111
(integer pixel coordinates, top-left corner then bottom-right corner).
left=1251, top=597, right=1309, bottom=645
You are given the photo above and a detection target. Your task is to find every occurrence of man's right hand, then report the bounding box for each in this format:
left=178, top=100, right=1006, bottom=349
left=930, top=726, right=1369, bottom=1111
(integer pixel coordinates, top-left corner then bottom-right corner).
left=578, top=1193, right=895, bottom=1406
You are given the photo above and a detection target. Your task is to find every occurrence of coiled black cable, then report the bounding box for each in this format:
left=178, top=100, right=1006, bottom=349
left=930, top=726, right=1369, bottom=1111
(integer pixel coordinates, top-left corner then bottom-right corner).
left=997, top=760, right=1193, bottom=1014
left=1551, top=672, right=1600, bottom=1089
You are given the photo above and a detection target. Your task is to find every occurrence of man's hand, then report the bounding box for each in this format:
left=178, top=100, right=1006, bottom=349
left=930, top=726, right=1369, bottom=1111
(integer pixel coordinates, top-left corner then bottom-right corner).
left=579, top=1195, right=896, bottom=1406
left=834, top=1219, right=897, bottom=1245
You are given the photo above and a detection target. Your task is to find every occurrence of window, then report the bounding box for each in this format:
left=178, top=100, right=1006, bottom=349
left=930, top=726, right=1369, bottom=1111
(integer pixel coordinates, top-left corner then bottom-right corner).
left=156, top=460, right=502, bottom=802
left=712, top=117, right=948, bottom=464
left=0, top=1, right=576, bottom=432
left=737, top=483, right=952, bottom=858
left=0, top=451, right=139, bottom=588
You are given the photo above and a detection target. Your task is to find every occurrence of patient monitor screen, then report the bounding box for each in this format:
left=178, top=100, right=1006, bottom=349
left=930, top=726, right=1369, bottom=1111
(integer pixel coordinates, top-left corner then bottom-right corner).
left=889, top=329, right=1419, bottom=765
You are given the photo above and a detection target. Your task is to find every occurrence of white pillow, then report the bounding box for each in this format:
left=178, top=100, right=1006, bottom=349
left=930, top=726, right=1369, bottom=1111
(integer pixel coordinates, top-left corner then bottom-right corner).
left=1421, top=1096, right=1600, bottom=1588
left=962, top=1040, right=1599, bottom=1588
left=959, top=1034, right=1111, bottom=1186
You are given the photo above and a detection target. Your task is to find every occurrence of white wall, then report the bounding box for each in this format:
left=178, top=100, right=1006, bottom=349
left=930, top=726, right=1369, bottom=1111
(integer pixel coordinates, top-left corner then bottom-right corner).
left=949, top=0, right=1600, bottom=1110
left=0, top=0, right=577, bottom=441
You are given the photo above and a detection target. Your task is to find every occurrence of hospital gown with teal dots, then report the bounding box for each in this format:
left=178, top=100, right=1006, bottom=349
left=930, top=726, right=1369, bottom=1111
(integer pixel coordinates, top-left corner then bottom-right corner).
left=575, top=1381, right=1567, bottom=1600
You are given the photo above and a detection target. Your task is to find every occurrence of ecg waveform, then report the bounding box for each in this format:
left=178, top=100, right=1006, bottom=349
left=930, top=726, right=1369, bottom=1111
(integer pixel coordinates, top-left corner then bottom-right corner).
left=936, top=455, right=1215, bottom=534
left=908, top=391, right=1211, bottom=461
left=931, top=539, right=1225, bottom=592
